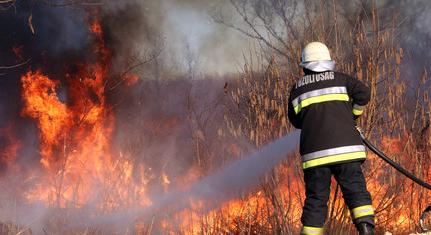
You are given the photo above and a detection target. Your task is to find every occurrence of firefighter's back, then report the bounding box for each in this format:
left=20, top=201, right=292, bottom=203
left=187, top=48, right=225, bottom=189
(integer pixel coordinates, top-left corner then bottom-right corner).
left=288, top=70, right=368, bottom=169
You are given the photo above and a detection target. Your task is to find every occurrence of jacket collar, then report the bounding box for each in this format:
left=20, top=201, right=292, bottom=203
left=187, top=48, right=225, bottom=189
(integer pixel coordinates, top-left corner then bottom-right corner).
left=300, top=60, right=335, bottom=72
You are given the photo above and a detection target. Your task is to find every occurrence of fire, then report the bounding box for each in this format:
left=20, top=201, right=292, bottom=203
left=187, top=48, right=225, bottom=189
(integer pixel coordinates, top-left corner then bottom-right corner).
left=3, top=13, right=308, bottom=234
left=170, top=164, right=304, bottom=234
left=21, top=70, right=68, bottom=169
left=12, top=61, right=431, bottom=235
left=2, top=11, right=429, bottom=235
left=161, top=171, right=171, bottom=186
left=364, top=134, right=431, bottom=232
left=0, top=125, right=21, bottom=168
left=173, top=134, right=431, bottom=234
left=90, top=20, right=103, bottom=36
left=18, top=19, right=152, bottom=210
left=124, top=74, right=139, bottom=86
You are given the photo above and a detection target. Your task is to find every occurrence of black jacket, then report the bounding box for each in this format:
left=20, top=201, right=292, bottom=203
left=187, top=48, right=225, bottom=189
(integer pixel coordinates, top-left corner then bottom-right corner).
left=288, top=70, right=371, bottom=169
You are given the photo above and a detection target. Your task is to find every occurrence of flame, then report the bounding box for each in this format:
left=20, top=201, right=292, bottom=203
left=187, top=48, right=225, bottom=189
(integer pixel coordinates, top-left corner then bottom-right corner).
left=124, top=74, right=139, bottom=86
left=365, top=134, right=430, bottom=232
left=161, top=172, right=171, bottom=186
left=19, top=19, right=151, bottom=210
left=163, top=134, right=430, bottom=234
left=21, top=70, right=69, bottom=169
left=0, top=125, right=21, bottom=168
left=90, top=20, right=103, bottom=37
left=166, top=163, right=304, bottom=234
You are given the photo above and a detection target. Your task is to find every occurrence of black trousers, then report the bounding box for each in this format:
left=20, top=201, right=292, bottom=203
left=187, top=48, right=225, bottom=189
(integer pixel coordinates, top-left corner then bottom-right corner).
left=301, top=161, right=374, bottom=228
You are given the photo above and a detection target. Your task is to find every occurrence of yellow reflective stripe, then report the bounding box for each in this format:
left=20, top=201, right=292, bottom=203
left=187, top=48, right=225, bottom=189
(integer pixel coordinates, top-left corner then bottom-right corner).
left=353, top=108, right=364, bottom=115
left=353, top=104, right=365, bottom=115
left=294, top=94, right=349, bottom=114
left=301, top=226, right=323, bottom=235
left=302, top=145, right=365, bottom=162
left=292, top=86, right=347, bottom=107
left=303, top=151, right=366, bottom=169
left=351, top=205, right=374, bottom=219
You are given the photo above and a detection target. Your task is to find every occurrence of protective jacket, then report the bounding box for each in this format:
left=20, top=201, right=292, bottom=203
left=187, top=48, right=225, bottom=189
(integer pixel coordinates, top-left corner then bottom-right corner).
left=288, top=70, right=371, bottom=169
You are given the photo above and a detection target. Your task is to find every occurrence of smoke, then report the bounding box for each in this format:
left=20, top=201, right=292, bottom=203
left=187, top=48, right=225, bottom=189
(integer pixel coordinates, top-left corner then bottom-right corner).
left=1, top=0, right=431, bottom=78
left=100, top=0, right=249, bottom=75
left=2, top=0, right=428, bottom=80
left=396, top=1, right=431, bottom=89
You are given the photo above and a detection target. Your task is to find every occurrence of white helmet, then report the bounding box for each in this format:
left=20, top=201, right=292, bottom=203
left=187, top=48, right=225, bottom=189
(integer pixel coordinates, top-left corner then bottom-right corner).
left=300, top=42, right=335, bottom=72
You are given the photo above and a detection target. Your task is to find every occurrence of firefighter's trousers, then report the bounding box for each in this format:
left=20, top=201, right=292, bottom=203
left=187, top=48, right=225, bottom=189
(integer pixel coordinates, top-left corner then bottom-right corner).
left=300, top=161, right=374, bottom=234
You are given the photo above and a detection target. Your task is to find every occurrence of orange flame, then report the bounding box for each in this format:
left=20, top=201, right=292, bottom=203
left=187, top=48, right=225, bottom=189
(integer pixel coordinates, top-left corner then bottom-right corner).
left=19, top=19, right=151, bottom=210
left=0, top=125, right=21, bottom=168
left=21, top=70, right=68, bottom=169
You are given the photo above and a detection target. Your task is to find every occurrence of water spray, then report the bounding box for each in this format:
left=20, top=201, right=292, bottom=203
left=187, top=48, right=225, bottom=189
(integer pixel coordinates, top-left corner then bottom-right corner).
left=88, top=130, right=301, bottom=231
left=147, top=130, right=301, bottom=213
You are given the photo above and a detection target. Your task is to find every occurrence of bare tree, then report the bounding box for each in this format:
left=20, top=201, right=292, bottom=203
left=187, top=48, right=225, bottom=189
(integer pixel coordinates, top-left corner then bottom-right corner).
left=213, top=0, right=299, bottom=58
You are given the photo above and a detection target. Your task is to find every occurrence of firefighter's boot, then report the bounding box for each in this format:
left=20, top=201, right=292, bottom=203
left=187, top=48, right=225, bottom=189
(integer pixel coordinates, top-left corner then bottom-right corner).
left=357, top=222, right=374, bottom=235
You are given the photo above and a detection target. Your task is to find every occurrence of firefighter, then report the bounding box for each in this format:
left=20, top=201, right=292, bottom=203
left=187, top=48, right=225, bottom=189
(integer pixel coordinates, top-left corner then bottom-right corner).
left=287, top=42, right=374, bottom=235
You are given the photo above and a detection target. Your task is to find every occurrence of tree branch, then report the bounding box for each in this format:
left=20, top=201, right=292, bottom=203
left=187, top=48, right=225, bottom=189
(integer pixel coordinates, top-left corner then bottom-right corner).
left=40, top=0, right=103, bottom=7
left=107, top=49, right=163, bottom=92
left=0, top=58, right=31, bottom=70
left=0, top=0, right=15, bottom=11
left=229, top=0, right=289, bottom=58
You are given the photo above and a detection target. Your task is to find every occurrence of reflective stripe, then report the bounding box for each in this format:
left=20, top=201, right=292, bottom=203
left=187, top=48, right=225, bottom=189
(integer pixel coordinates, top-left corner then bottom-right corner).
left=303, top=152, right=366, bottom=169
left=351, top=205, right=374, bottom=219
left=292, top=86, right=347, bottom=107
left=302, top=145, right=365, bottom=162
left=353, top=109, right=363, bottom=115
left=294, top=94, right=349, bottom=114
left=353, top=104, right=365, bottom=115
left=301, top=226, right=324, bottom=235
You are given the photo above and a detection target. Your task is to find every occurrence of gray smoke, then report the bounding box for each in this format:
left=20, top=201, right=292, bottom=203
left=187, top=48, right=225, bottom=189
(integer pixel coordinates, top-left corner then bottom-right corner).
left=101, top=0, right=431, bottom=78
left=101, top=0, right=249, bottom=75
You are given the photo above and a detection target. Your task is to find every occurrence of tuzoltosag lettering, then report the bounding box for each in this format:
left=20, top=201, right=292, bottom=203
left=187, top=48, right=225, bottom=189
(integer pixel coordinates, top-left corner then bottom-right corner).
left=296, top=71, right=335, bottom=89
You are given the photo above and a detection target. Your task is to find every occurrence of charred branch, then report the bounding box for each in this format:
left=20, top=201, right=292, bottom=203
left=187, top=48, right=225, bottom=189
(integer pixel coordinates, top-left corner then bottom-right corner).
left=0, top=58, right=31, bottom=76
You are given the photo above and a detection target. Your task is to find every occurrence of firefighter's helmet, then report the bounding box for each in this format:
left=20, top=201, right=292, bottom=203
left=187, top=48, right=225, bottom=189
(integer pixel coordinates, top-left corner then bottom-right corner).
left=300, top=42, right=332, bottom=64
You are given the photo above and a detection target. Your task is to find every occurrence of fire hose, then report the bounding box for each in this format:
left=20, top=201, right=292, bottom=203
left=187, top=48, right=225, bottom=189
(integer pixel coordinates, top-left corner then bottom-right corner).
left=359, top=132, right=431, bottom=231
